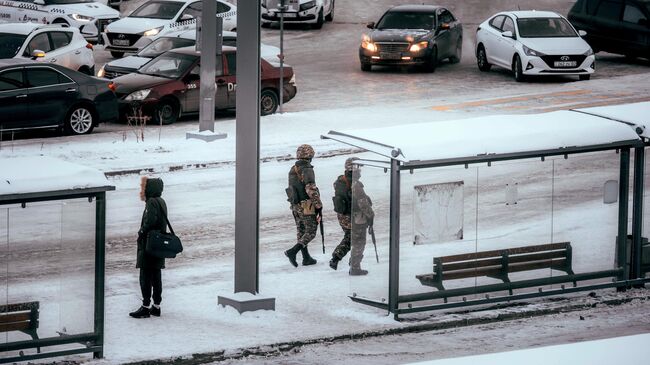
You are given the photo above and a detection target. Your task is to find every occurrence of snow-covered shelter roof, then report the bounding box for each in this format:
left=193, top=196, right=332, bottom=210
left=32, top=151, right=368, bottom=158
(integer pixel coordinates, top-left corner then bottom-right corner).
left=321, top=109, right=645, bottom=169
left=574, top=102, right=650, bottom=138
left=0, top=156, right=114, bottom=203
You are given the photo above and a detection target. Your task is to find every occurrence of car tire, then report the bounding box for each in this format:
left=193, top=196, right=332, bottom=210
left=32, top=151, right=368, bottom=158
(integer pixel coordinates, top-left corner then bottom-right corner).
left=423, top=47, right=437, bottom=73
left=52, top=18, right=69, bottom=26
left=449, top=38, right=462, bottom=64
left=360, top=62, right=371, bottom=72
left=153, top=98, right=179, bottom=125
left=261, top=22, right=271, bottom=28
left=312, top=8, right=324, bottom=29
left=477, top=45, right=491, bottom=72
left=64, top=105, right=95, bottom=135
left=325, top=0, right=334, bottom=21
left=110, top=51, right=125, bottom=59
left=579, top=74, right=591, bottom=81
left=513, top=54, right=525, bottom=82
left=78, top=66, right=93, bottom=75
left=261, top=89, right=279, bottom=115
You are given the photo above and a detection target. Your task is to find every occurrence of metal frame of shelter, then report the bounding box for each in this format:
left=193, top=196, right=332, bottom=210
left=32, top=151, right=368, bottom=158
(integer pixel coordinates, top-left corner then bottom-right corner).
left=0, top=185, right=114, bottom=363
left=322, top=112, right=650, bottom=319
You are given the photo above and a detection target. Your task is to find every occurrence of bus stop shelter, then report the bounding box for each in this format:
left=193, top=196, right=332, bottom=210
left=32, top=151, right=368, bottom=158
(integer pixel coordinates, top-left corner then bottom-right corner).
left=0, top=156, right=114, bottom=362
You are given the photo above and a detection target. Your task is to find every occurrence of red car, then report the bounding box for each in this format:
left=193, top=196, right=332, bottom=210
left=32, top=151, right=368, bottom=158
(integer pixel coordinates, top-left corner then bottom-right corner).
left=112, top=46, right=297, bottom=123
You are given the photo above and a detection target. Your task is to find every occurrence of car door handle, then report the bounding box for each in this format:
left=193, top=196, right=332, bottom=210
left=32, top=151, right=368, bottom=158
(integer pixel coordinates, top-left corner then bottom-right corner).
left=16, top=94, right=27, bottom=99
left=74, top=50, right=81, bottom=54
left=65, top=88, right=77, bottom=93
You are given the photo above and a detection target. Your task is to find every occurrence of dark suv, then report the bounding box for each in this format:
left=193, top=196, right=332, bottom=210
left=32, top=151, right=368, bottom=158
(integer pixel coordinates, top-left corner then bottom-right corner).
left=359, top=5, right=463, bottom=72
left=568, top=0, right=650, bottom=59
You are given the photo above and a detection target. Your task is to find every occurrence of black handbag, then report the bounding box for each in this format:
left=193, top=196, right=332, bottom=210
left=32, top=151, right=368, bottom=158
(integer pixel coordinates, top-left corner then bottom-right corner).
left=145, top=200, right=183, bottom=259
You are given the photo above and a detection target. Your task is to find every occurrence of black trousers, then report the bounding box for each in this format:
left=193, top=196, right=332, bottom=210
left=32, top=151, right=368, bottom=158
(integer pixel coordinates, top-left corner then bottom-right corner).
left=139, top=267, right=162, bottom=306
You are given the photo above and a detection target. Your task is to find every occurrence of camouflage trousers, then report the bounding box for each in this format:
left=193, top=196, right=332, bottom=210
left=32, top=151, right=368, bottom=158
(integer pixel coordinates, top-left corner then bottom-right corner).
left=291, top=203, right=318, bottom=247
left=333, top=213, right=367, bottom=268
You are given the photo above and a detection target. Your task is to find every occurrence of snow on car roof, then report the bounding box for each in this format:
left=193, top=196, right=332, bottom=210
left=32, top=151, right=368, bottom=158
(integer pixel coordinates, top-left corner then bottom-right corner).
left=0, top=156, right=113, bottom=197
left=321, top=109, right=643, bottom=167
left=508, top=10, right=562, bottom=18
left=389, top=4, right=443, bottom=12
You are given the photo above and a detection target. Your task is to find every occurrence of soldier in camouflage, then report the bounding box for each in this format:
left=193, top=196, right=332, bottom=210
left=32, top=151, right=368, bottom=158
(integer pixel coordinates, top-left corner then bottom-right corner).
left=329, top=157, right=374, bottom=276
left=284, top=144, right=323, bottom=267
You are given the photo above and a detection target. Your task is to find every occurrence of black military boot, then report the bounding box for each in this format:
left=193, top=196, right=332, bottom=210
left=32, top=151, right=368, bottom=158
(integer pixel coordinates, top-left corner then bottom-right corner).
left=329, top=256, right=339, bottom=270
left=301, top=246, right=317, bottom=266
left=129, top=306, right=150, bottom=318
left=284, top=243, right=302, bottom=267
left=150, top=305, right=161, bottom=317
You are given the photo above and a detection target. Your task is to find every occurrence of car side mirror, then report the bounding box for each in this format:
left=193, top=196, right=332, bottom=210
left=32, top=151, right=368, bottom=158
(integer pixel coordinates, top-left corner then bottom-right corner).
left=366, top=22, right=375, bottom=29
left=31, top=50, right=45, bottom=59
left=33, top=0, right=45, bottom=4
left=180, top=14, right=194, bottom=22
left=501, top=30, right=515, bottom=39
left=439, top=23, right=450, bottom=30
left=578, top=30, right=587, bottom=37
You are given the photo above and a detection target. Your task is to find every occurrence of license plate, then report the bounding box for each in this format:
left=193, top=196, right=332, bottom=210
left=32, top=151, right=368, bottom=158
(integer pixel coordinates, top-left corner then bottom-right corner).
left=554, top=61, right=577, bottom=68
left=113, top=39, right=130, bottom=46
left=281, top=12, right=297, bottom=18
left=380, top=53, right=401, bottom=60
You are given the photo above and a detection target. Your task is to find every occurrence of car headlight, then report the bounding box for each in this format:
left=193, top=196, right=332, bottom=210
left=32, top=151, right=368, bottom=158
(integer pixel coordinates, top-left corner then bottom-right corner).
left=143, top=26, right=164, bottom=37
left=68, top=13, right=94, bottom=22
left=361, top=35, right=377, bottom=52
left=522, top=44, right=545, bottom=57
left=300, top=0, right=316, bottom=11
left=584, top=48, right=594, bottom=56
left=125, top=89, right=151, bottom=101
left=97, top=65, right=105, bottom=78
left=409, top=41, right=428, bottom=52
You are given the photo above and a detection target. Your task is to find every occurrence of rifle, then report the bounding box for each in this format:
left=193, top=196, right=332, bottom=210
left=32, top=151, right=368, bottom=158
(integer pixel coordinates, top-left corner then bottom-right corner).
left=319, top=211, right=325, bottom=254
left=368, top=226, right=379, bottom=263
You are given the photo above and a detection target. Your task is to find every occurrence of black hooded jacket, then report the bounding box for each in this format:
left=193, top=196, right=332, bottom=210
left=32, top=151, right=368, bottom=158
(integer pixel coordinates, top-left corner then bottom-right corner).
left=137, top=178, right=167, bottom=269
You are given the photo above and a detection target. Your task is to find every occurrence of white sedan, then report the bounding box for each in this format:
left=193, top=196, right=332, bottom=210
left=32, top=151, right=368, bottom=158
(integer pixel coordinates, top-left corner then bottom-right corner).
left=475, top=10, right=595, bottom=82
left=261, top=0, right=334, bottom=29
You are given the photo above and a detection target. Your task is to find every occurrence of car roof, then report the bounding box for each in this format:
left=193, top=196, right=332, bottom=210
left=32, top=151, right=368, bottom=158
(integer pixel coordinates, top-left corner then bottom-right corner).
left=388, top=4, right=443, bottom=13
left=504, top=10, right=562, bottom=18
left=0, top=23, right=72, bottom=35
left=0, top=59, right=38, bottom=67
left=169, top=45, right=237, bottom=56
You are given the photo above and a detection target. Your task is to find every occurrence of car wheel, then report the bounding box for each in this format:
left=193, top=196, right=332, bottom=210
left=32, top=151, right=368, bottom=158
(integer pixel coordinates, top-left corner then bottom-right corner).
left=449, top=39, right=462, bottom=64
left=477, top=45, right=491, bottom=72
left=579, top=74, right=591, bottom=81
left=325, top=0, right=334, bottom=21
left=65, top=105, right=95, bottom=135
left=360, top=62, right=371, bottom=72
left=513, top=54, right=525, bottom=82
left=260, top=89, right=279, bottom=115
left=423, top=47, right=437, bottom=73
left=153, top=98, right=179, bottom=125
left=312, top=8, right=324, bottom=29
left=110, top=51, right=125, bottom=59
left=52, top=18, right=69, bottom=26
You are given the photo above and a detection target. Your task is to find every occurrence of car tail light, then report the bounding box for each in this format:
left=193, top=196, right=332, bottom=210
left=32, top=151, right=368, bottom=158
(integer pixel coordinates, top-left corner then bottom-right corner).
left=108, top=82, right=116, bottom=92
left=86, top=43, right=93, bottom=50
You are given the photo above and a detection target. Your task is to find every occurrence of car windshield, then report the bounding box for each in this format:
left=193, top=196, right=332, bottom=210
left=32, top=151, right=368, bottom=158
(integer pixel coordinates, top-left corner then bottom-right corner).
left=0, top=34, right=27, bottom=59
left=376, top=11, right=436, bottom=30
left=138, top=37, right=195, bottom=58
left=517, top=18, right=578, bottom=38
left=44, top=0, right=93, bottom=4
left=130, top=1, right=184, bottom=20
left=139, top=52, right=196, bottom=78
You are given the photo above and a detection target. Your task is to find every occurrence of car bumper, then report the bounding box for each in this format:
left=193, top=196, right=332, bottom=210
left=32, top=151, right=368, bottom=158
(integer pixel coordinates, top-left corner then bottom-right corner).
left=102, top=34, right=153, bottom=54
left=521, top=54, right=596, bottom=76
left=96, top=92, right=119, bottom=124
left=359, top=48, right=432, bottom=66
left=283, top=83, right=297, bottom=103
left=261, top=7, right=318, bottom=23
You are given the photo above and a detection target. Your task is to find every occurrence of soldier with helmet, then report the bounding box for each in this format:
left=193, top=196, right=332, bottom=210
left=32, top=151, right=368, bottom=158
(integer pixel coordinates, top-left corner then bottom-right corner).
left=329, top=157, right=375, bottom=275
left=284, top=144, right=323, bottom=267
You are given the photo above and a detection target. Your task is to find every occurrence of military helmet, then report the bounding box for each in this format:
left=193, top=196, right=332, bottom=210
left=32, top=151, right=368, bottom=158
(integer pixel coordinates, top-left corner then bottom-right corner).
left=345, top=157, right=359, bottom=171
left=296, top=144, right=315, bottom=159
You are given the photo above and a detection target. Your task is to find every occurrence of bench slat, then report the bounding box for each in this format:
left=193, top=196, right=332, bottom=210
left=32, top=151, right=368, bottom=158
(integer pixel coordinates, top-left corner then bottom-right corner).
left=440, top=251, right=568, bottom=272
left=0, top=321, right=30, bottom=333
left=0, top=312, right=31, bottom=324
left=0, top=301, right=39, bottom=313
left=439, top=242, right=570, bottom=263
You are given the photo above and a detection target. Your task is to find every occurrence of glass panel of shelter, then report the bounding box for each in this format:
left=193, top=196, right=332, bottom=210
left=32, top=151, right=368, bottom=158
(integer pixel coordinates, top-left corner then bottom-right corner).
left=1, top=206, right=7, bottom=346
left=643, top=149, right=650, bottom=278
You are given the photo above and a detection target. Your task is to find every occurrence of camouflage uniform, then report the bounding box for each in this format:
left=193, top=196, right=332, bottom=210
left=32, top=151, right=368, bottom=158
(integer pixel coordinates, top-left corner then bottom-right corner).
left=284, top=144, right=322, bottom=267
left=330, top=158, right=374, bottom=275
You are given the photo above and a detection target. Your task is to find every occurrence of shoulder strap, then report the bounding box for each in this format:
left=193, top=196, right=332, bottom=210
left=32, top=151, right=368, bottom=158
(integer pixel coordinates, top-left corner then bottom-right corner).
left=293, top=165, right=304, bottom=183
left=152, top=198, right=174, bottom=235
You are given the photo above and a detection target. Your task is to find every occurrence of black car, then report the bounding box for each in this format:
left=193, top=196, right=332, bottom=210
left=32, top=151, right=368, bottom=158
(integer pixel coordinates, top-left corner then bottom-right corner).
left=359, top=5, right=463, bottom=72
left=0, top=59, right=118, bottom=135
left=568, top=0, right=650, bottom=59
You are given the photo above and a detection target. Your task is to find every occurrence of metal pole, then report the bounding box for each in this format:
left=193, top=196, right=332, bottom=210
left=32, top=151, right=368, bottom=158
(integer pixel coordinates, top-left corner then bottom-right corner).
left=198, top=0, right=218, bottom=132
left=278, top=0, right=285, bottom=113
left=234, top=0, right=261, bottom=294
left=616, top=148, right=630, bottom=283
left=632, top=147, right=645, bottom=280
left=388, top=158, right=401, bottom=318
left=93, top=192, right=106, bottom=359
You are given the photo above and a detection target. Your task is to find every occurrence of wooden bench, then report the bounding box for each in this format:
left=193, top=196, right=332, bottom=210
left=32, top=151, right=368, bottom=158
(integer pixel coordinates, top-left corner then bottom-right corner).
left=416, top=242, right=575, bottom=293
left=0, top=301, right=40, bottom=352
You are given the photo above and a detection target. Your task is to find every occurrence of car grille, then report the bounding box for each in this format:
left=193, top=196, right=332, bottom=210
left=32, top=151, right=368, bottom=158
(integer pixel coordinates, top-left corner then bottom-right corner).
left=107, top=33, right=142, bottom=47
left=103, top=68, right=129, bottom=79
left=375, top=42, right=410, bottom=53
left=540, top=55, right=587, bottom=68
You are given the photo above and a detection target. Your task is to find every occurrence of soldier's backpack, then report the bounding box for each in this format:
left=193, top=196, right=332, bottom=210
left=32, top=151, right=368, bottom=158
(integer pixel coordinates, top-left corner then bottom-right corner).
left=332, top=174, right=351, bottom=214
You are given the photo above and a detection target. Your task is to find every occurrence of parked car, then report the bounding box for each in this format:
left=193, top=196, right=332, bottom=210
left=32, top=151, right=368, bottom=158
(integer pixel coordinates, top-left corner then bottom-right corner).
left=112, top=46, right=296, bottom=123
left=261, top=0, right=334, bottom=29
left=0, top=59, right=118, bottom=135
left=359, top=5, right=462, bottom=72
left=98, top=29, right=281, bottom=78
left=0, top=23, right=95, bottom=75
left=102, top=0, right=237, bottom=59
left=476, top=11, right=595, bottom=82
left=568, top=0, right=650, bottom=60
left=0, top=0, right=119, bottom=43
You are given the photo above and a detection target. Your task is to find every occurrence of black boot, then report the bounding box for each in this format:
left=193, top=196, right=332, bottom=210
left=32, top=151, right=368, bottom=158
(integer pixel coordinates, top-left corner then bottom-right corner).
left=329, top=256, right=339, bottom=270
left=129, top=306, right=150, bottom=318
left=349, top=267, right=369, bottom=276
left=284, top=243, right=302, bottom=267
left=301, top=246, right=317, bottom=266
left=150, top=305, right=161, bottom=317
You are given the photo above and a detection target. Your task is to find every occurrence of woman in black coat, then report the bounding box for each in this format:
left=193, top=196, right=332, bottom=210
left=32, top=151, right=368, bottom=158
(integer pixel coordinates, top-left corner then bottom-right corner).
left=130, top=176, right=167, bottom=318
